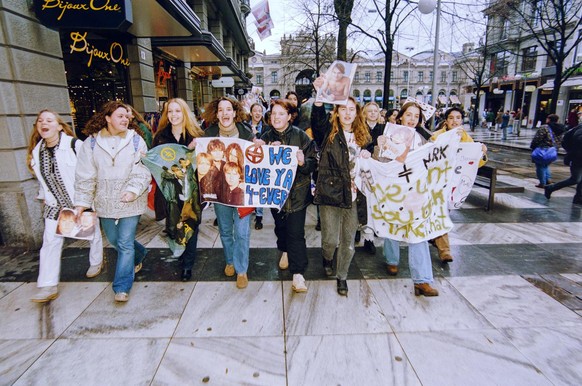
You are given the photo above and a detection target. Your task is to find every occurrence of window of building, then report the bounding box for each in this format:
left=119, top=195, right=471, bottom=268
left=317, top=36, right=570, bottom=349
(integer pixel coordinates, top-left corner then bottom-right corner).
left=429, top=71, right=433, bottom=82
left=521, top=46, right=537, bottom=72
left=500, top=18, right=509, bottom=40
left=365, top=72, right=371, bottom=82
left=363, top=89, right=372, bottom=102
left=390, top=71, right=394, bottom=81
left=575, top=30, right=582, bottom=65
left=418, top=71, right=424, bottom=82
left=355, top=72, right=360, bottom=82
left=403, top=71, right=409, bottom=83
left=440, top=71, right=446, bottom=83
left=256, top=74, right=263, bottom=85
left=271, top=71, right=278, bottom=83
left=546, top=41, right=561, bottom=67
left=452, top=71, right=458, bottom=82
left=376, top=71, right=382, bottom=82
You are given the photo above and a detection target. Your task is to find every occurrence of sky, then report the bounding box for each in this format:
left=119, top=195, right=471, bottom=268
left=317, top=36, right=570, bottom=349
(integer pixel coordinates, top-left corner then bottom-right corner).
left=246, top=0, right=488, bottom=57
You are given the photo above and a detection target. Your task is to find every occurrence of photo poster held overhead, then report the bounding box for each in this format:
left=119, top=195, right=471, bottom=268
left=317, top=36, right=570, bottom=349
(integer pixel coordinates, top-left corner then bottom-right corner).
left=195, top=138, right=299, bottom=210
left=56, top=208, right=97, bottom=240
left=449, top=142, right=482, bottom=209
left=315, top=60, right=357, bottom=106
left=357, top=129, right=462, bottom=243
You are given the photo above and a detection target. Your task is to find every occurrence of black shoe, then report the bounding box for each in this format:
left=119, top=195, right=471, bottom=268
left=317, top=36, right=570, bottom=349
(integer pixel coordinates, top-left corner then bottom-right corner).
left=354, top=230, right=361, bottom=243
left=323, top=258, right=333, bottom=277
left=544, top=187, right=552, bottom=199
left=213, top=218, right=218, bottom=226
left=337, top=279, right=348, bottom=296
left=363, top=240, right=376, bottom=255
left=573, top=196, right=582, bottom=205
left=315, top=220, right=321, bottom=231
left=255, top=216, right=263, bottom=230
left=181, top=269, right=192, bottom=281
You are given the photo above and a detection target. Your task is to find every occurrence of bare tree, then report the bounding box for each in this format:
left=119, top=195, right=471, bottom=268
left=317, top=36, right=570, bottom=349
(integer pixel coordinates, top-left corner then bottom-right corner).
left=504, top=0, right=582, bottom=113
left=279, top=0, right=337, bottom=92
left=334, top=0, right=354, bottom=61
left=346, top=1, right=417, bottom=109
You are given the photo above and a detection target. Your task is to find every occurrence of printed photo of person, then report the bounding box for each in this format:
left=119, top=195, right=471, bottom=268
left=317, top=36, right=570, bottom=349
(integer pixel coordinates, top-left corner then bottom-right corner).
left=76, top=211, right=97, bottom=239
left=56, top=208, right=80, bottom=238
left=197, top=152, right=219, bottom=201
left=221, top=162, right=244, bottom=206
left=314, top=60, right=357, bottom=105
left=225, top=142, right=244, bottom=172
left=207, top=138, right=226, bottom=198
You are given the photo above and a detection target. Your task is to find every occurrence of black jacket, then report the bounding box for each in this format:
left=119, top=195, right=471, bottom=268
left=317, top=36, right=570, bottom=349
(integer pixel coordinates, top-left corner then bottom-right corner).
left=562, top=124, right=582, bottom=164
left=152, top=124, right=196, bottom=147
left=311, top=104, right=370, bottom=208
left=260, top=124, right=318, bottom=213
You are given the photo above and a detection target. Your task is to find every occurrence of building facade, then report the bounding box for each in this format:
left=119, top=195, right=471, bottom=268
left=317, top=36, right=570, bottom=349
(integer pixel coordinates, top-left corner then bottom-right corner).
left=0, top=0, right=253, bottom=247
left=481, top=0, right=582, bottom=127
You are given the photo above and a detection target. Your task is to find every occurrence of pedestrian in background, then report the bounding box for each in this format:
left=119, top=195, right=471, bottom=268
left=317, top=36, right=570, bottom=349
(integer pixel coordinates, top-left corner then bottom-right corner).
left=75, top=101, right=151, bottom=303
left=545, top=121, right=582, bottom=205
left=27, top=110, right=104, bottom=302
left=530, top=114, right=564, bottom=188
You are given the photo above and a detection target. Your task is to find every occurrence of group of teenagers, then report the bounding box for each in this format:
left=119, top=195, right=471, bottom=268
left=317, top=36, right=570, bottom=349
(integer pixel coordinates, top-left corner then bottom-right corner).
left=28, top=75, right=487, bottom=303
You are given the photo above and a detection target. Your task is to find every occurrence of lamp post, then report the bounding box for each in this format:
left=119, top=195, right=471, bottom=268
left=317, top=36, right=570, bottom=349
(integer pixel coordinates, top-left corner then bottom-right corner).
left=418, top=0, right=440, bottom=130
left=405, top=46, right=414, bottom=99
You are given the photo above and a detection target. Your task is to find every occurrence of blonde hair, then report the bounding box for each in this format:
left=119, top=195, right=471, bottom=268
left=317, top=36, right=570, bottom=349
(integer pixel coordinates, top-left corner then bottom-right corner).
left=157, top=98, right=204, bottom=140
left=27, top=110, right=75, bottom=173
left=327, top=97, right=371, bottom=147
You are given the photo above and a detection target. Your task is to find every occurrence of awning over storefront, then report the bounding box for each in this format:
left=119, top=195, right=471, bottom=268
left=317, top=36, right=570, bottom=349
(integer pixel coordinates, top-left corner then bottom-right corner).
left=539, top=80, right=554, bottom=90
left=128, top=0, right=201, bottom=37
left=152, top=33, right=250, bottom=85
left=449, top=95, right=460, bottom=104
left=562, top=77, right=582, bottom=87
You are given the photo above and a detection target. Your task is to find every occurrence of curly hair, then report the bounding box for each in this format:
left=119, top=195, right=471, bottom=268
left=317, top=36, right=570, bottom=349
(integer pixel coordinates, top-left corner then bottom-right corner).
left=83, top=101, right=146, bottom=139
left=156, top=98, right=203, bottom=141
left=327, top=97, right=371, bottom=147
left=27, top=110, right=75, bottom=173
left=201, top=97, right=245, bottom=126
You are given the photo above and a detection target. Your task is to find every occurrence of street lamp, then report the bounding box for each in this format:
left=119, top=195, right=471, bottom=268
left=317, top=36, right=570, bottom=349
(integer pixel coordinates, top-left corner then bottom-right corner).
left=405, top=46, right=414, bottom=98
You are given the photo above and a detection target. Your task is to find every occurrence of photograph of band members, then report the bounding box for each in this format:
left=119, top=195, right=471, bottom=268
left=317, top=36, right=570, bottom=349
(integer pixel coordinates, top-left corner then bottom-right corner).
left=56, top=208, right=80, bottom=237
left=206, top=138, right=227, bottom=200
left=225, top=142, right=244, bottom=172
left=196, top=152, right=219, bottom=201
left=221, top=162, right=244, bottom=205
left=76, top=211, right=97, bottom=239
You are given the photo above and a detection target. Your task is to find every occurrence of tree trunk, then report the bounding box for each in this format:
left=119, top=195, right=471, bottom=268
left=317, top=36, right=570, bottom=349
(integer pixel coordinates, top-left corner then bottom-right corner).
left=334, top=0, right=353, bottom=61
left=383, top=48, right=393, bottom=110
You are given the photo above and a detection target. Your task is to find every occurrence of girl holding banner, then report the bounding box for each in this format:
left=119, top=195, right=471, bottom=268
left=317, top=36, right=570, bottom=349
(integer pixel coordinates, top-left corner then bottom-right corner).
left=429, top=107, right=488, bottom=264
left=377, top=100, right=439, bottom=297
left=260, top=99, right=318, bottom=293
left=201, top=97, right=255, bottom=289
left=311, top=90, right=371, bottom=296
left=152, top=98, right=204, bottom=281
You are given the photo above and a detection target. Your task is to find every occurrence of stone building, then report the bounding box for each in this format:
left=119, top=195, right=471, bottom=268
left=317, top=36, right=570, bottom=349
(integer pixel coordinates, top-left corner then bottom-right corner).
left=0, top=0, right=253, bottom=247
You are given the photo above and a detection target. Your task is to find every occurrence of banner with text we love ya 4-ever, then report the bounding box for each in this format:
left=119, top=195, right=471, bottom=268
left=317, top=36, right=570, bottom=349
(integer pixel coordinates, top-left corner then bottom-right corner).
left=195, top=138, right=298, bottom=209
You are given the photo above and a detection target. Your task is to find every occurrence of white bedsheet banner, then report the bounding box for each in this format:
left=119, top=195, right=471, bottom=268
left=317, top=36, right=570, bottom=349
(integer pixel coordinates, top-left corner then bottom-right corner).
left=357, top=129, right=462, bottom=242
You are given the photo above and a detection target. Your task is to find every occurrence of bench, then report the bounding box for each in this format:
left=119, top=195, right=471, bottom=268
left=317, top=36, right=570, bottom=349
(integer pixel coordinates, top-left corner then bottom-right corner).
left=474, top=165, right=525, bottom=211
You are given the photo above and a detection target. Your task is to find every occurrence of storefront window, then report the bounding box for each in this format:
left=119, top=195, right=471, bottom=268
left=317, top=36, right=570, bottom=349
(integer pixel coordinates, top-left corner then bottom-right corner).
left=61, top=31, right=130, bottom=138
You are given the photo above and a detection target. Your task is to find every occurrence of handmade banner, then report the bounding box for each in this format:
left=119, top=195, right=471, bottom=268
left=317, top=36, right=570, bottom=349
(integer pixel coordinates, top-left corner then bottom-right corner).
left=195, top=138, right=298, bottom=209
left=449, top=143, right=482, bottom=209
left=142, top=144, right=200, bottom=249
left=357, top=129, right=461, bottom=242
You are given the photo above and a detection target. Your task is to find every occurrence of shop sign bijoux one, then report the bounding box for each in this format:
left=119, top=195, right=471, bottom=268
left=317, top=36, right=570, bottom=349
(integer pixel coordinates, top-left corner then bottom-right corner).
left=68, top=31, right=130, bottom=67
left=33, top=0, right=133, bottom=31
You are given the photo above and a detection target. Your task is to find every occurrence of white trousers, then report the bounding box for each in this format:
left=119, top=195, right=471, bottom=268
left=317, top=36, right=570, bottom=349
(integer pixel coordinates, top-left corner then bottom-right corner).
left=37, top=218, right=103, bottom=288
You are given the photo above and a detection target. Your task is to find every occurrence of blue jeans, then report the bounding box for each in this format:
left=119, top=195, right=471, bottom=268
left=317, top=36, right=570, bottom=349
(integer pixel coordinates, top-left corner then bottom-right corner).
left=181, top=227, right=199, bottom=270
left=100, top=216, right=146, bottom=294
left=546, top=161, right=582, bottom=198
left=383, top=238, right=433, bottom=284
left=255, top=207, right=263, bottom=218
left=214, top=203, right=251, bottom=274
left=535, top=162, right=552, bottom=185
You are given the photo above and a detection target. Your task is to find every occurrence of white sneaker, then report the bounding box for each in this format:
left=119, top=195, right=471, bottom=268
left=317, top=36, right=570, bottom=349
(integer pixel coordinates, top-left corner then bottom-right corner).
left=31, top=286, right=58, bottom=302
left=86, top=263, right=103, bottom=278
left=114, top=292, right=129, bottom=302
left=292, top=274, right=307, bottom=293
left=279, top=252, right=289, bottom=270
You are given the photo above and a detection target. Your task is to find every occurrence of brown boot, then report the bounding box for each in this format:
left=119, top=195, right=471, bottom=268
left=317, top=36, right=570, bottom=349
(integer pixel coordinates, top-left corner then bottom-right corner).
left=414, top=283, right=439, bottom=297
left=387, top=264, right=398, bottom=276
left=433, top=234, right=453, bottom=263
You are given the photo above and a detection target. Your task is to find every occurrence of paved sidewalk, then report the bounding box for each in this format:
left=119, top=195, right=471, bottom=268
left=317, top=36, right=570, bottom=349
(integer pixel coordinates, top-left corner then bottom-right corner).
left=1, top=132, right=581, bottom=385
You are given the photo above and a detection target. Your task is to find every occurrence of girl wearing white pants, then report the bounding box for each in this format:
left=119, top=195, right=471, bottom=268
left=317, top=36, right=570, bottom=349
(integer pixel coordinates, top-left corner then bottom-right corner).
left=28, top=110, right=103, bottom=302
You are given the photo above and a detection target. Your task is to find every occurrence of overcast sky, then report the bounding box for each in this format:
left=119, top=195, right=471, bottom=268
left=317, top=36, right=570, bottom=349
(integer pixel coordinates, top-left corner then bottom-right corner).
left=246, top=0, right=488, bottom=56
